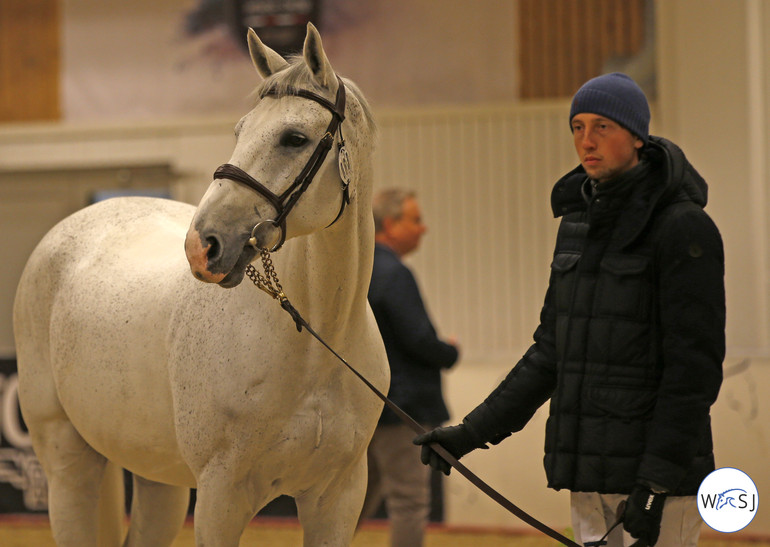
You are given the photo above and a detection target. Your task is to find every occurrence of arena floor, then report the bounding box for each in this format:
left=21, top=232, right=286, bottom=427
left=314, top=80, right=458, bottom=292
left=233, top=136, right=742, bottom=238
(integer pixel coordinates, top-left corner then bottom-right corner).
left=0, top=516, right=767, bottom=547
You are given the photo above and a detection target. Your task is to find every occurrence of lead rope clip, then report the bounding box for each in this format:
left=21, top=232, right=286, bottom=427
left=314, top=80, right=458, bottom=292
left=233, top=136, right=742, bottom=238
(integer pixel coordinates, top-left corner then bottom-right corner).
left=245, top=250, right=303, bottom=332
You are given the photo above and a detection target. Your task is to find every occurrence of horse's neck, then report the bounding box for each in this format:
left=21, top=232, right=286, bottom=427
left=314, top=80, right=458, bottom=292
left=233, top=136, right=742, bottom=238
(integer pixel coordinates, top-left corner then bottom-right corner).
left=273, top=123, right=375, bottom=341
left=277, top=203, right=373, bottom=338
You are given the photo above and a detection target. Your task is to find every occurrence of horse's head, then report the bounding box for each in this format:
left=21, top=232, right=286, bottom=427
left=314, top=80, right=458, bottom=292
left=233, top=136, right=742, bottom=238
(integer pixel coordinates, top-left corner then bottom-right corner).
left=185, top=23, right=374, bottom=288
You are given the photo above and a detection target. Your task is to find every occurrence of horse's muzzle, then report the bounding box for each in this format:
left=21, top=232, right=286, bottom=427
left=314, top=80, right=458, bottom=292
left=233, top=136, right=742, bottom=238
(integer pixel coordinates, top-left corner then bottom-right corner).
left=184, top=229, right=226, bottom=284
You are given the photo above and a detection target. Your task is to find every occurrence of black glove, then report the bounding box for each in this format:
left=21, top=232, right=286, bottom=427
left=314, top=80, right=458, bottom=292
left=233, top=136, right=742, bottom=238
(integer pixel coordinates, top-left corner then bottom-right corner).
left=622, top=484, right=667, bottom=546
left=413, top=423, right=486, bottom=475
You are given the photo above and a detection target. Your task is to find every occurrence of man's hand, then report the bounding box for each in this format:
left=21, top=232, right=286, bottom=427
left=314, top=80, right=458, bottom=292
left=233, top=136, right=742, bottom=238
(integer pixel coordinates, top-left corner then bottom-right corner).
left=622, top=484, right=667, bottom=546
left=413, top=423, right=486, bottom=475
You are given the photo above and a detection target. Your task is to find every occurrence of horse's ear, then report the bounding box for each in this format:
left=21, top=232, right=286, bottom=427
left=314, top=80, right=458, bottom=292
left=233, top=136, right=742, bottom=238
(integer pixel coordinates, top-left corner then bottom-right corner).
left=247, top=28, right=289, bottom=79
left=303, top=22, right=336, bottom=89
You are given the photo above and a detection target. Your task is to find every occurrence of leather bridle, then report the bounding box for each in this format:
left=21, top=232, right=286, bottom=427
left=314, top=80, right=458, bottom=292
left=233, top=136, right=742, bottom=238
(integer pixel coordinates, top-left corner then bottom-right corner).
left=213, top=74, right=349, bottom=252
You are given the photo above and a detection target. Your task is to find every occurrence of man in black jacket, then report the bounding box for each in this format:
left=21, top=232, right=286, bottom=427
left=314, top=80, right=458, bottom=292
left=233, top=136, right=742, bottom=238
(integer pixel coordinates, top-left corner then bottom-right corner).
left=361, top=188, right=460, bottom=546
left=415, top=73, right=725, bottom=547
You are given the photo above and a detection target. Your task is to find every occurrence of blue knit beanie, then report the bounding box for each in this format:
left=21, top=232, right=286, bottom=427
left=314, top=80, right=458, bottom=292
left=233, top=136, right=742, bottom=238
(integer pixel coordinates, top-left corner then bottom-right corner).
left=569, top=72, right=650, bottom=144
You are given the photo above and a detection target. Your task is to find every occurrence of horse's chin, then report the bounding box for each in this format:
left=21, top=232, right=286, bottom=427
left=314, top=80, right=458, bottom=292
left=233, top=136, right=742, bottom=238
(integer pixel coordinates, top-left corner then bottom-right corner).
left=217, top=248, right=256, bottom=289
left=218, top=270, right=246, bottom=288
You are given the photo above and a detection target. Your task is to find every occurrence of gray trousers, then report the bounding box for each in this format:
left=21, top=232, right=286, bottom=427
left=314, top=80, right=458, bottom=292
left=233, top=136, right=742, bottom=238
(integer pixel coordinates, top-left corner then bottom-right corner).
left=361, top=423, right=431, bottom=547
left=570, top=491, right=702, bottom=546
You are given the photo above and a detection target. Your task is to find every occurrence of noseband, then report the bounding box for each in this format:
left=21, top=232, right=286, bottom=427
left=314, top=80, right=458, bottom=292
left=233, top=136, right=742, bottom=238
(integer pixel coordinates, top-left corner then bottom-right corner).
left=213, top=74, right=349, bottom=252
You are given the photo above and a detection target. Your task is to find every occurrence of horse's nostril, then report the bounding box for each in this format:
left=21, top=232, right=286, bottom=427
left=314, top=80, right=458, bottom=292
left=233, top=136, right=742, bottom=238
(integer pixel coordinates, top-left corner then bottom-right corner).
left=205, top=235, right=222, bottom=263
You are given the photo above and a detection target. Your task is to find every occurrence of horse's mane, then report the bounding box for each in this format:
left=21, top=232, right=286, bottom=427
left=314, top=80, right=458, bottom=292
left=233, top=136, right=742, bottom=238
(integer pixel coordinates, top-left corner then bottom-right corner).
left=254, top=56, right=377, bottom=137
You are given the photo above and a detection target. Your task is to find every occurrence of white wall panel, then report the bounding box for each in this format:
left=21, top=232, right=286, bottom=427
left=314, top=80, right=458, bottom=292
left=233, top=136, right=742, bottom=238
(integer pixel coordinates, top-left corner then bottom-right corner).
left=374, top=103, right=575, bottom=362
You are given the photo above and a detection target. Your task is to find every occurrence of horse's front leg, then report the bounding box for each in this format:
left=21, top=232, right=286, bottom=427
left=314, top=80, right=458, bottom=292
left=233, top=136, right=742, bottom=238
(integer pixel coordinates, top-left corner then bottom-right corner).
left=193, top=459, right=267, bottom=547
left=295, top=453, right=368, bottom=547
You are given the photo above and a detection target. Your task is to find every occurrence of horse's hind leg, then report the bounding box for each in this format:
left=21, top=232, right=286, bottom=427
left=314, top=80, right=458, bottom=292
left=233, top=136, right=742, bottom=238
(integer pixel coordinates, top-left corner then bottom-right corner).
left=123, top=475, right=189, bottom=547
left=31, top=420, right=117, bottom=547
left=99, top=461, right=128, bottom=546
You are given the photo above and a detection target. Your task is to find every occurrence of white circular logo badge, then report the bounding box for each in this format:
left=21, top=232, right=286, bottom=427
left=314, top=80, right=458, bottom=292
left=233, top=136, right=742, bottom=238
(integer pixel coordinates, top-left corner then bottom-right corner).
left=698, top=467, right=758, bottom=533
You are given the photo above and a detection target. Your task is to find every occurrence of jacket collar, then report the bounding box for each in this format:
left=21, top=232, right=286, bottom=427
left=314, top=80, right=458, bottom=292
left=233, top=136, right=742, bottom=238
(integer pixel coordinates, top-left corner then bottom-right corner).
left=550, top=136, right=709, bottom=249
left=374, top=241, right=399, bottom=259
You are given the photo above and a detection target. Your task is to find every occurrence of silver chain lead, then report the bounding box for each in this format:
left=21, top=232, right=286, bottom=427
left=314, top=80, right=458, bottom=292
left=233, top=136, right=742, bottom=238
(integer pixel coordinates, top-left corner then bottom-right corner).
left=245, top=249, right=286, bottom=301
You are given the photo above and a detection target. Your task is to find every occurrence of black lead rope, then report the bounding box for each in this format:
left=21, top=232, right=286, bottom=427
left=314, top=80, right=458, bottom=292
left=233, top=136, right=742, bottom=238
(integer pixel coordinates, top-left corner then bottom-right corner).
left=246, top=257, right=582, bottom=547
left=583, top=500, right=626, bottom=546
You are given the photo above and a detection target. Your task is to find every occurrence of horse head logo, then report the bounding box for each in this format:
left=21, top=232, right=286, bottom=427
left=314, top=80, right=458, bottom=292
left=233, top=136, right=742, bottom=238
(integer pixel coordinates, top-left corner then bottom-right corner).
left=716, top=488, right=748, bottom=510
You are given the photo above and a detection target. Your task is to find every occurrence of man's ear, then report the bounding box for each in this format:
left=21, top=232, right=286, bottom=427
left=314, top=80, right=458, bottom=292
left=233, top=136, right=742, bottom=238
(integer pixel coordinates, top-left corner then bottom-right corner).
left=634, top=138, right=644, bottom=150
left=382, top=216, right=397, bottom=233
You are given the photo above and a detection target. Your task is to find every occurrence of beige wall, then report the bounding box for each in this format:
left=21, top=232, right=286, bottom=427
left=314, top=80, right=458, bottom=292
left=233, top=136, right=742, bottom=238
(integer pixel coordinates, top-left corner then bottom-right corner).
left=443, top=1, right=770, bottom=536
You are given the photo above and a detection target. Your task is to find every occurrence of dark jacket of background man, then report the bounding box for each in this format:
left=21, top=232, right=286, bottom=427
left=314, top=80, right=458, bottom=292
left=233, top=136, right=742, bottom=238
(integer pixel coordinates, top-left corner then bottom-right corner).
left=369, top=242, right=458, bottom=426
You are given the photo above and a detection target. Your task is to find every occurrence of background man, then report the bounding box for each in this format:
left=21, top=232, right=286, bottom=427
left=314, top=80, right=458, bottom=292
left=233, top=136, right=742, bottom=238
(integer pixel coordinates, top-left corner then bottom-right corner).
left=361, top=188, right=460, bottom=547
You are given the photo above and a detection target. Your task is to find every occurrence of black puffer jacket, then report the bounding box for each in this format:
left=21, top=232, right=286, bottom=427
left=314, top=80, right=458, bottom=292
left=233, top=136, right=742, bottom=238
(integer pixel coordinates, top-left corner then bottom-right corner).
left=465, top=136, right=725, bottom=495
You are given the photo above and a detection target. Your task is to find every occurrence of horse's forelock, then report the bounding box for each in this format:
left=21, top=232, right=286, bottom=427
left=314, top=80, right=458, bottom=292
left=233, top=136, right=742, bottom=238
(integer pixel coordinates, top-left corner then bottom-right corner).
left=255, top=57, right=322, bottom=98
left=253, top=59, right=376, bottom=136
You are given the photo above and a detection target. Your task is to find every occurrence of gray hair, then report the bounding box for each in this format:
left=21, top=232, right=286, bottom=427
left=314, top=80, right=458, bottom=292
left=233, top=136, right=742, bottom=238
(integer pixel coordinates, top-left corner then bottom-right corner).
left=372, top=188, right=416, bottom=233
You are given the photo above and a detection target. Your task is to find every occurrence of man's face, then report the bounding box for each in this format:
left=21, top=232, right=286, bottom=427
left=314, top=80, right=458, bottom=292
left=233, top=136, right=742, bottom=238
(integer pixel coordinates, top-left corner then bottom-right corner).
left=571, top=113, right=644, bottom=183
left=387, top=197, right=427, bottom=256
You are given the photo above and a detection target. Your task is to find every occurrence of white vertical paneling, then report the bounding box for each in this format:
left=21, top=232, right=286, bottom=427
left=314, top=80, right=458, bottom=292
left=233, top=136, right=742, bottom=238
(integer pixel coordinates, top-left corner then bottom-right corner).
left=746, top=0, right=769, bottom=348
left=374, top=102, right=575, bottom=362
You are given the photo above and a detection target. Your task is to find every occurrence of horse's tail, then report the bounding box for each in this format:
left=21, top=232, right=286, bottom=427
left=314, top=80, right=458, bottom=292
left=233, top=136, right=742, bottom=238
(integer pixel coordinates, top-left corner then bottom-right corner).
left=97, top=460, right=126, bottom=546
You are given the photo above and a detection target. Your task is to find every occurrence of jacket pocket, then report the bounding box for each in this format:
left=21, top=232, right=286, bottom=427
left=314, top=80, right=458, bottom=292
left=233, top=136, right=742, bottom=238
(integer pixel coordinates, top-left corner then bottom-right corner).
left=587, top=384, right=657, bottom=419
left=550, top=252, right=580, bottom=312
left=595, top=254, right=651, bottom=319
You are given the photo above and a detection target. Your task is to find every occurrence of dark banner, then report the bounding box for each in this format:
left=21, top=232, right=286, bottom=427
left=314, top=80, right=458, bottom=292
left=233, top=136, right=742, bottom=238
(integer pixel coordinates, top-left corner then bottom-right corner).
left=0, top=358, right=47, bottom=513
left=230, top=0, right=320, bottom=55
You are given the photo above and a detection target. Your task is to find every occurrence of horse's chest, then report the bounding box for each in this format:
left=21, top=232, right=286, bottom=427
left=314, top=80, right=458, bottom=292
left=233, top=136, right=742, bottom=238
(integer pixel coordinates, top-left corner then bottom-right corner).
left=171, top=358, right=357, bottom=469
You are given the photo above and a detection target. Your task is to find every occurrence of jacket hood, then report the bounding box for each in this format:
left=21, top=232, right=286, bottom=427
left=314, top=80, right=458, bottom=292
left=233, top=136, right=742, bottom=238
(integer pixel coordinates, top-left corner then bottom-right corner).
left=645, top=135, right=708, bottom=207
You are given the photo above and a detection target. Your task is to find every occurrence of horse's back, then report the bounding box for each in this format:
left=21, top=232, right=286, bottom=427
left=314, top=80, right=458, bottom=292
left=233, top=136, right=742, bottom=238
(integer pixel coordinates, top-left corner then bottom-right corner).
left=17, top=196, right=193, bottom=283
left=14, top=197, right=197, bottom=484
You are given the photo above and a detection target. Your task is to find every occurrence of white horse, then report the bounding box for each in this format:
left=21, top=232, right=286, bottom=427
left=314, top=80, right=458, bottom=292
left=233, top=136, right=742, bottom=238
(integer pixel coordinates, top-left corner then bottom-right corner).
left=13, top=23, right=388, bottom=547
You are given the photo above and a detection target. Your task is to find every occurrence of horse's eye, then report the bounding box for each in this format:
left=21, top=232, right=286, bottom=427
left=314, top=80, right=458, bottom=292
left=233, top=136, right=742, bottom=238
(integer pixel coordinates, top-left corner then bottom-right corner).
left=281, top=133, right=308, bottom=148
